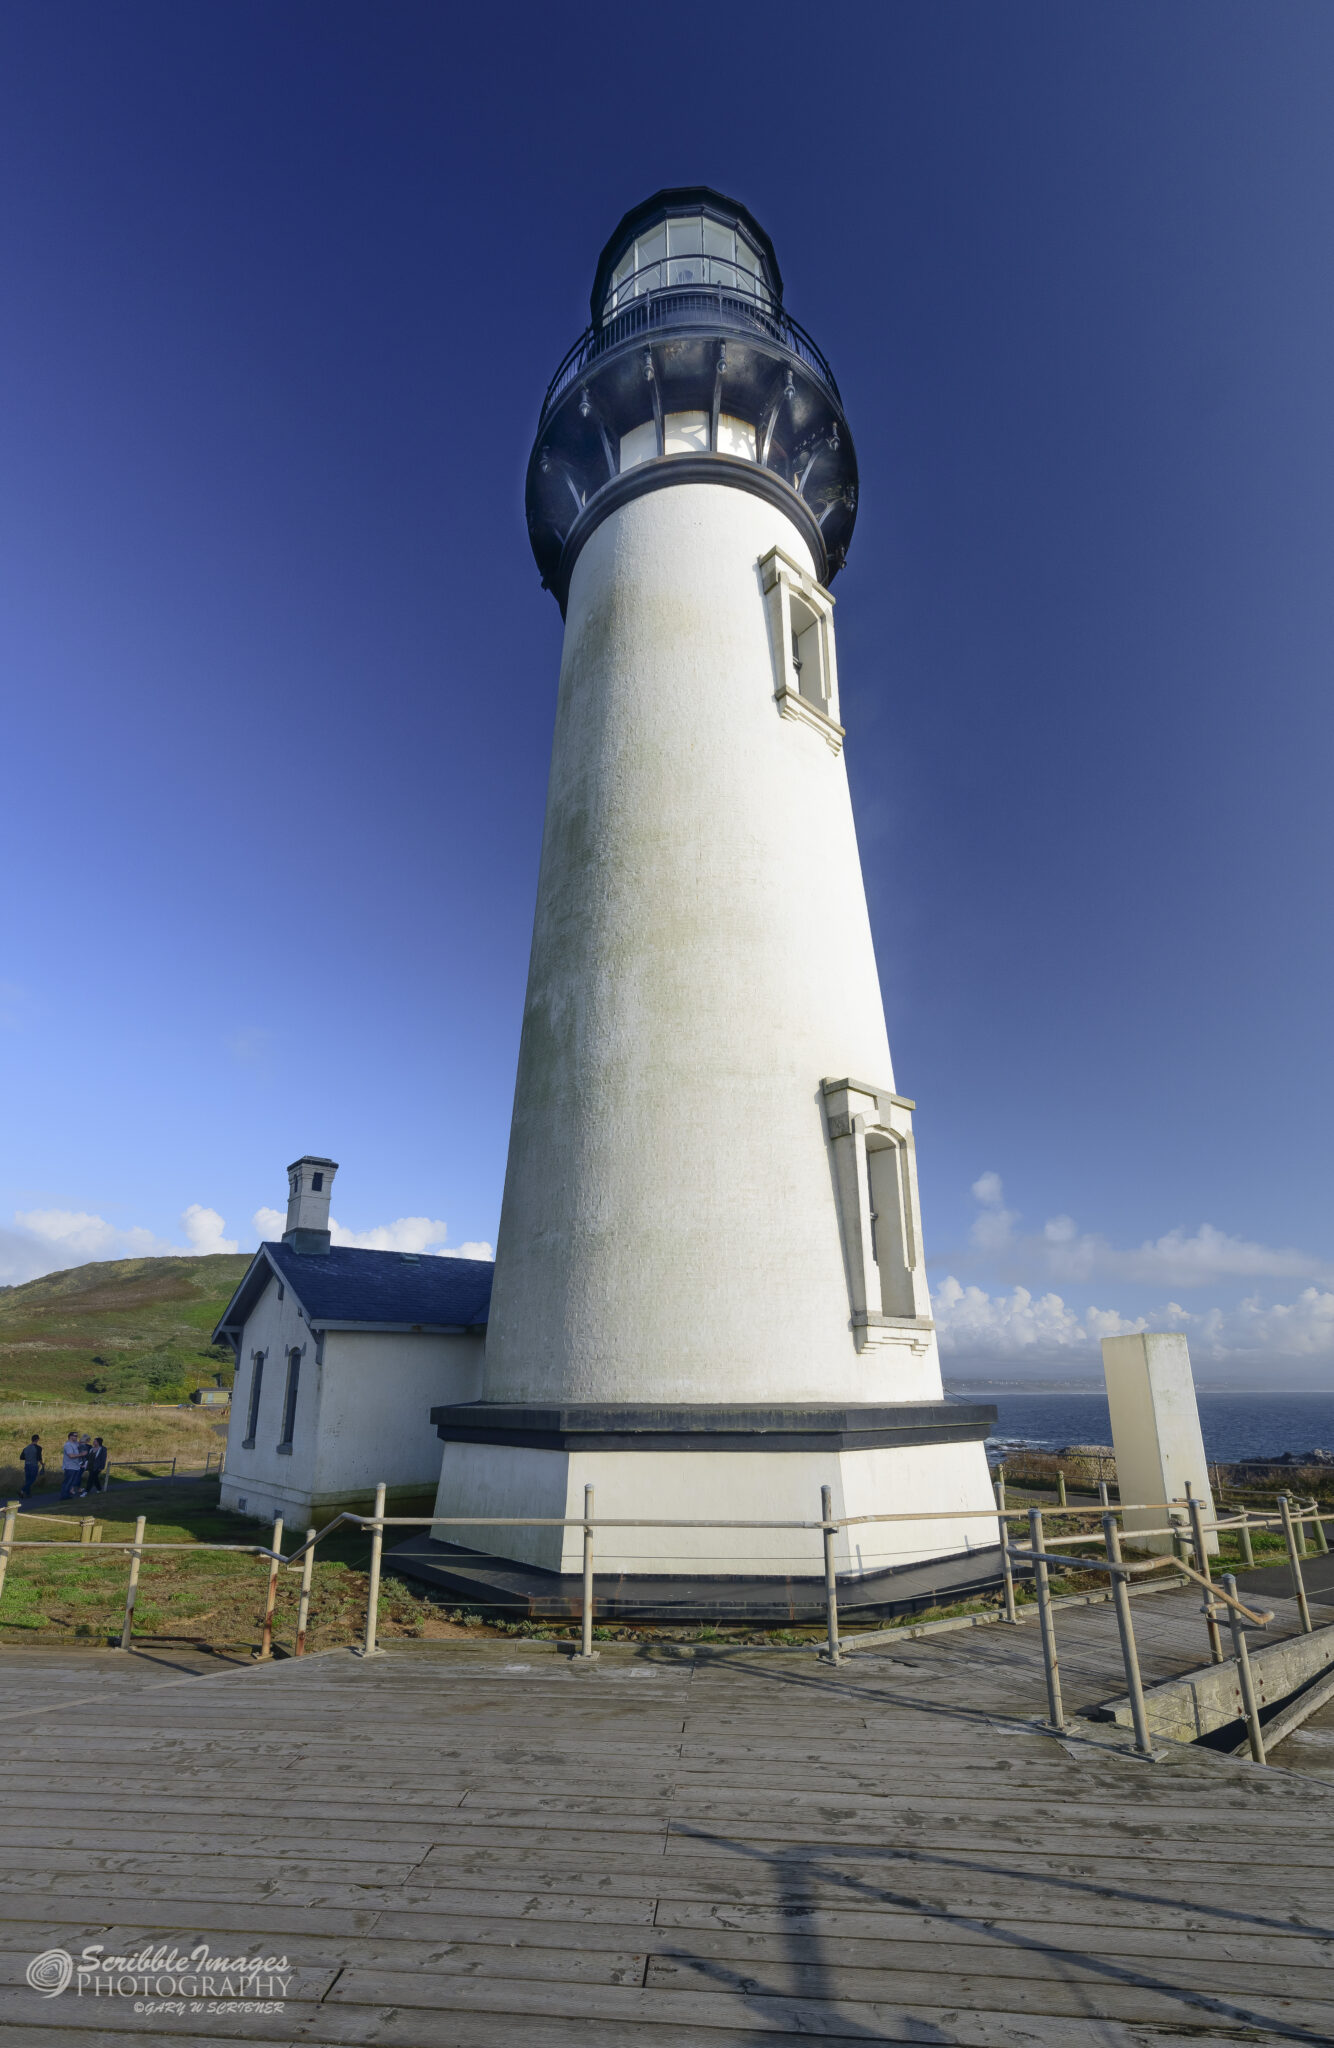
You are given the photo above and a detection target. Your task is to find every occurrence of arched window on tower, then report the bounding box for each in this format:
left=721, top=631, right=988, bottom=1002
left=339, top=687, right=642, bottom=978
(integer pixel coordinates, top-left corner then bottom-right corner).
left=822, top=1079, right=934, bottom=1355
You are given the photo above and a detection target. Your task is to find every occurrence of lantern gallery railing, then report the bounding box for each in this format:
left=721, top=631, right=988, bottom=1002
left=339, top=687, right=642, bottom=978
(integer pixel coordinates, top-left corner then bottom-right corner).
left=1, top=1490, right=1328, bottom=1765
left=539, top=280, right=842, bottom=428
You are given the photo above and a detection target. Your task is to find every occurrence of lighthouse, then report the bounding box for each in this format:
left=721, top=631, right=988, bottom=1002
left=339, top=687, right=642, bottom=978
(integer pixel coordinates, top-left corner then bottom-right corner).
left=421, top=190, right=999, bottom=1615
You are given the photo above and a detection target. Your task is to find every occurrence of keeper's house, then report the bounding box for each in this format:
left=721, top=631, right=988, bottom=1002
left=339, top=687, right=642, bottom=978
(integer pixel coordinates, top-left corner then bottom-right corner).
left=213, top=1156, right=491, bottom=1528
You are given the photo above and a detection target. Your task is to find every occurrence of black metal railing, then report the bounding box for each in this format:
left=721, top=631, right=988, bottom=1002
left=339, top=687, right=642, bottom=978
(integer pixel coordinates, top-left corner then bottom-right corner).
left=540, top=282, right=842, bottom=427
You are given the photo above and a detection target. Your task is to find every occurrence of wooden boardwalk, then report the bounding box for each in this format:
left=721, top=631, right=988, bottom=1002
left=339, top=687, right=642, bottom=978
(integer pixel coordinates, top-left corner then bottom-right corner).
left=1, top=1584, right=1332, bottom=2046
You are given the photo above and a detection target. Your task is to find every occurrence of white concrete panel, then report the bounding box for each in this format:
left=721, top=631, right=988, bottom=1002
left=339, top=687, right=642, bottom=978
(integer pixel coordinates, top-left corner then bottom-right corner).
left=431, top=1438, right=997, bottom=1578
left=484, top=482, right=941, bottom=1408
left=1102, top=1332, right=1217, bottom=1554
left=433, top=1440, right=577, bottom=1574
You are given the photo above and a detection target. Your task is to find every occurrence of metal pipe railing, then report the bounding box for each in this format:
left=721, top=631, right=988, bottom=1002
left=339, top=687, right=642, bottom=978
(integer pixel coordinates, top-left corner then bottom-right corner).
left=2, top=1485, right=1324, bottom=1710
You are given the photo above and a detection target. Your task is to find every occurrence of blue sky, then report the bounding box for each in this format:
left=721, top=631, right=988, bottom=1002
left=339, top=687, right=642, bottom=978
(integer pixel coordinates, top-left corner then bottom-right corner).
left=1, top=2, right=1331, bottom=1380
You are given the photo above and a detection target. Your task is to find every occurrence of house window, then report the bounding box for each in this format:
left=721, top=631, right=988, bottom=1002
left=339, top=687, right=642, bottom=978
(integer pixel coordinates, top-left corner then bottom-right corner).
left=759, top=547, right=843, bottom=751
left=311, top=1172, right=323, bottom=1192
left=279, top=1348, right=301, bottom=1450
left=243, top=1351, right=264, bottom=1448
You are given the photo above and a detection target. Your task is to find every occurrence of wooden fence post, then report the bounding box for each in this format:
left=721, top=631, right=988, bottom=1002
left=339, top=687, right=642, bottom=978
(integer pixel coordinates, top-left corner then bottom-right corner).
left=1278, top=1495, right=1313, bottom=1634
left=572, top=1483, right=598, bottom=1663
left=358, top=1483, right=387, bottom=1658
left=1186, top=1484, right=1223, bottom=1665
left=1029, top=1507, right=1065, bottom=1732
left=119, top=1515, right=147, bottom=1650
left=0, top=1503, right=17, bottom=1606
left=1104, top=1513, right=1152, bottom=1755
left=995, top=1481, right=1017, bottom=1623
left=295, top=1526, right=316, bottom=1657
left=257, top=1514, right=284, bottom=1661
left=1222, top=1572, right=1266, bottom=1766
left=820, top=1484, right=842, bottom=1665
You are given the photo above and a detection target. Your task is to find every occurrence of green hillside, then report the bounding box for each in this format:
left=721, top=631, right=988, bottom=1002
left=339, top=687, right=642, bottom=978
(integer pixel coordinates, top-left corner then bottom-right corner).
left=0, top=1253, right=251, bottom=1403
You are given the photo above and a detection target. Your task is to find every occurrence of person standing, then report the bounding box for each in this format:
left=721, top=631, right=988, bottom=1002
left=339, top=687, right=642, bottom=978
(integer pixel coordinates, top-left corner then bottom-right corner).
left=18, top=1436, right=43, bottom=1500
left=58, top=1430, right=84, bottom=1500
left=84, top=1438, right=108, bottom=1494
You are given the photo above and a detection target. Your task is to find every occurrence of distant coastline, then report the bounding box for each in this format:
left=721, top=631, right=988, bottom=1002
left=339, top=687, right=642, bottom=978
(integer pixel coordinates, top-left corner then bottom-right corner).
left=944, top=1376, right=1320, bottom=1396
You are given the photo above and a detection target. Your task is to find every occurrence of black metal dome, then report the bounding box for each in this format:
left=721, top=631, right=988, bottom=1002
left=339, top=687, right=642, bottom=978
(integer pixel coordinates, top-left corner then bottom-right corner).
left=525, top=188, right=858, bottom=611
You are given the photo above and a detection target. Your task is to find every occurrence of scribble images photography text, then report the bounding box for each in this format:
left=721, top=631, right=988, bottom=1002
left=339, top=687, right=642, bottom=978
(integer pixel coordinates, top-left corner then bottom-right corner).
left=25, top=1940, right=291, bottom=2012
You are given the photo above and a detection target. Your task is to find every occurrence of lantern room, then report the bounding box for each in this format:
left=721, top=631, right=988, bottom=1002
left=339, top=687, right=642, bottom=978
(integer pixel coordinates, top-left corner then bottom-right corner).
left=526, top=186, right=858, bottom=610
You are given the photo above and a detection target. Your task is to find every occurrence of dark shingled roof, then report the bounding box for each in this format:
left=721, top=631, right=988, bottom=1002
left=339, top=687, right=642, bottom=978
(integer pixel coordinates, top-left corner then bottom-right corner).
left=214, top=1242, right=492, bottom=1341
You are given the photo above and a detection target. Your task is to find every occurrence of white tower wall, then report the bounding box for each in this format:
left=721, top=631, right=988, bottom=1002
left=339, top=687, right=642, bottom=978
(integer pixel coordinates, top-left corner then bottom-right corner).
left=483, top=482, right=941, bottom=1407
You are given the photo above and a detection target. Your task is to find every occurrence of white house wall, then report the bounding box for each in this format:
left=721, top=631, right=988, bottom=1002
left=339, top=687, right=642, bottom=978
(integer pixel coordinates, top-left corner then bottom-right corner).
left=310, top=1329, right=484, bottom=1511
left=220, top=1264, right=484, bottom=1525
left=219, top=1269, right=316, bottom=1523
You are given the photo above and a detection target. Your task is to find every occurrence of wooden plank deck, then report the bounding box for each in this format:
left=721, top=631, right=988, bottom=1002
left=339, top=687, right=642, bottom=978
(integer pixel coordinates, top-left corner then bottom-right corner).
left=1, top=1585, right=1332, bottom=2046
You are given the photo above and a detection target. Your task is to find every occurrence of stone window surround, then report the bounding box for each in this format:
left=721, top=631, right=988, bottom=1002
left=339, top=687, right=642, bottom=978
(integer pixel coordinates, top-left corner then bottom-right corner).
left=759, top=545, right=845, bottom=754
left=822, top=1078, right=935, bottom=1356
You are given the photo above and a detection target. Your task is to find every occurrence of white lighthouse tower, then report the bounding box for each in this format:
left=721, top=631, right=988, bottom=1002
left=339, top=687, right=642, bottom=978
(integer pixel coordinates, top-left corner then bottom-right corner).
left=423, top=190, right=999, bottom=1616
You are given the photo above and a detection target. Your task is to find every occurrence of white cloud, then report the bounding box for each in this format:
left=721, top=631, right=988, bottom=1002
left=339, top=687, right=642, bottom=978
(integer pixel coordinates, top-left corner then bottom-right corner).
left=13, top=1209, right=169, bottom=1262
left=252, top=1208, right=492, bottom=1261
left=180, top=1204, right=238, bottom=1256
left=331, top=1214, right=453, bottom=1253
left=934, top=1275, right=1147, bottom=1359
left=3, top=1202, right=245, bottom=1283
left=969, top=1172, right=1018, bottom=1253
left=331, top=1216, right=493, bottom=1260
left=964, top=1175, right=1334, bottom=1289
left=933, top=1271, right=1334, bottom=1367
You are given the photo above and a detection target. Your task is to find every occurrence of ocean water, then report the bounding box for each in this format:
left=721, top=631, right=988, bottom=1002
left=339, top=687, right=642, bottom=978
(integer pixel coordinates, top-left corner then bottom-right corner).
left=966, top=1390, right=1334, bottom=1465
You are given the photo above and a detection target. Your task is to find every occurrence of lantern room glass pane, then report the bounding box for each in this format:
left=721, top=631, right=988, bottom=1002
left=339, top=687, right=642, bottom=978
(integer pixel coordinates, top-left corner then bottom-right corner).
left=703, top=218, right=734, bottom=261
left=668, top=214, right=704, bottom=287
left=635, top=222, right=666, bottom=293
left=611, top=251, right=634, bottom=309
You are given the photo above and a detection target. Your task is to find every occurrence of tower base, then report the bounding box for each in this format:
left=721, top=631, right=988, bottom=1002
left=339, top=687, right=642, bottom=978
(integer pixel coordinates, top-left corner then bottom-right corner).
left=418, top=1400, right=999, bottom=1591
left=385, top=1530, right=1017, bottom=1625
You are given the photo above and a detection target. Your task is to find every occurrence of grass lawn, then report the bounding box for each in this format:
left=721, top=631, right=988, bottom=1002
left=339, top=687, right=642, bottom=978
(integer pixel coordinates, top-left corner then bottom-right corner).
left=1, top=1402, right=227, bottom=1496
left=0, top=1480, right=472, bottom=1657
left=0, top=1251, right=248, bottom=1404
